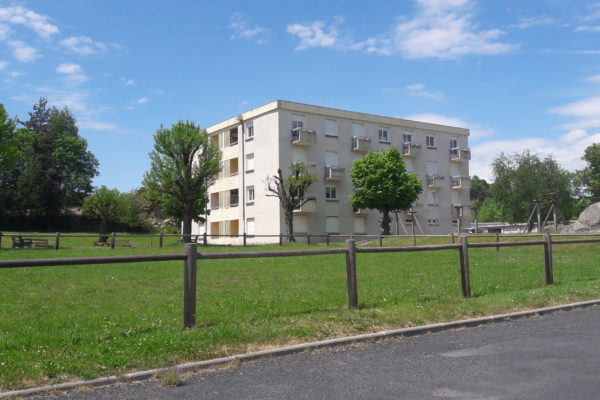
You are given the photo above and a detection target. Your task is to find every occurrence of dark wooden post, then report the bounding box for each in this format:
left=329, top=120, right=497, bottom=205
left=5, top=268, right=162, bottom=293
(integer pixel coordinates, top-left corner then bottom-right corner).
left=111, top=232, right=116, bottom=249
left=451, top=232, right=455, bottom=244
left=459, top=236, right=471, bottom=298
left=55, top=232, right=60, bottom=250
left=0, top=232, right=3, bottom=249
left=544, top=233, right=554, bottom=285
left=183, top=243, right=197, bottom=328
left=379, top=235, right=383, bottom=247
left=279, top=233, right=283, bottom=246
left=345, top=239, right=358, bottom=309
left=243, top=232, right=247, bottom=247
left=495, top=232, right=500, bottom=251
left=159, top=232, right=164, bottom=248
left=307, top=234, right=311, bottom=245
left=203, top=231, right=207, bottom=246
left=326, top=234, right=330, bottom=246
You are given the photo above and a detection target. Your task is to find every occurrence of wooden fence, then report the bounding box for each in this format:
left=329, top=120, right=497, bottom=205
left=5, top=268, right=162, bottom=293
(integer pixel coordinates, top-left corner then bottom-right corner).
left=2, top=234, right=598, bottom=328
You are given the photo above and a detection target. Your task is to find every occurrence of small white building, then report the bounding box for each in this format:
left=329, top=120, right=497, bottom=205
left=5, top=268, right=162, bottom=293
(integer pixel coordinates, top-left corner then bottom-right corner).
left=192, top=100, right=471, bottom=244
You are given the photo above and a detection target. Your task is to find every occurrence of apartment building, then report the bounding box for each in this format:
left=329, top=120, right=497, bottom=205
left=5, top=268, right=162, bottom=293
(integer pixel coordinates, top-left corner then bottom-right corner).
left=192, top=100, right=471, bottom=244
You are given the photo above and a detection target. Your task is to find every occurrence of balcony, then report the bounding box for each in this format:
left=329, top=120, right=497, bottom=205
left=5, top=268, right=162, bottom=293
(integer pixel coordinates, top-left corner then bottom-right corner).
left=324, top=166, right=345, bottom=181
left=450, top=147, right=471, bottom=161
left=402, top=142, right=421, bottom=157
left=353, top=207, right=368, bottom=215
left=294, top=199, right=317, bottom=214
left=291, top=128, right=317, bottom=146
left=450, top=176, right=470, bottom=190
left=352, top=136, right=372, bottom=152
left=426, top=174, right=444, bottom=188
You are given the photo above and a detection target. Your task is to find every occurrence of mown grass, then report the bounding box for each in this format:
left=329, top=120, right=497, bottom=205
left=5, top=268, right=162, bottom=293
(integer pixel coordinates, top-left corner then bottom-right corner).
left=1, top=234, right=600, bottom=390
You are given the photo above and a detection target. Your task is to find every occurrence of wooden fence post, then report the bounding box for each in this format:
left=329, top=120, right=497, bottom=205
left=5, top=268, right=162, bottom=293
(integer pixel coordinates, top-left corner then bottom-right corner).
left=203, top=231, right=207, bottom=246
left=55, top=232, right=60, bottom=250
left=183, top=243, right=197, bottom=328
left=379, top=235, right=383, bottom=247
left=345, top=239, right=358, bottom=309
left=307, top=234, right=311, bottom=245
left=326, top=234, right=330, bottom=246
left=0, top=232, right=3, bottom=249
left=495, top=232, right=500, bottom=251
left=451, top=232, right=455, bottom=244
left=279, top=233, right=283, bottom=246
left=111, top=232, right=116, bottom=249
left=459, top=236, right=471, bottom=298
left=243, top=232, right=247, bottom=247
left=159, top=232, right=164, bottom=248
left=544, top=233, right=554, bottom=285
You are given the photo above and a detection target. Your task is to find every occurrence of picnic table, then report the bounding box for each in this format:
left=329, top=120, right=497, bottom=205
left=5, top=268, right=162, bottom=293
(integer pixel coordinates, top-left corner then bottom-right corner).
left=11, top=235, right=54, bottom=249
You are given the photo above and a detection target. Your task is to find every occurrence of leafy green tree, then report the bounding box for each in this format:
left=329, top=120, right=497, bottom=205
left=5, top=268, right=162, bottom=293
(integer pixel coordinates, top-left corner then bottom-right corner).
left=470, top=175, right=490, bottom=209
left=350, top=147, right=422, bottom=235
left=578, top=143, right=600, bottom=203
left=265, top=162, right=316, bottom=242
left=82, top=186, right=127, bottom=237
left=477, top=197, right=503, bottom=222
left=0, top=104, right=18, bottom=174
left=143, top=121, right=221, bottom=242
left=490, top=150, right=574, bottom=223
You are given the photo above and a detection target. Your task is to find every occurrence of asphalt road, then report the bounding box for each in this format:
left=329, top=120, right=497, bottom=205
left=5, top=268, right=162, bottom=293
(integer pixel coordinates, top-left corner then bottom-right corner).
left=43, top=306, right=600, bottom=400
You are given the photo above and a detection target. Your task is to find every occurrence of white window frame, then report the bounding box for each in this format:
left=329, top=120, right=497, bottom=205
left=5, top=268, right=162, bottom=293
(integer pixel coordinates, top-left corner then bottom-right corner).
left=246, top=185, right=255, bottom=204
left=246, top=153, right=255, bottom=172
left=403, top=133, right=412, bottom=143
left=325, top=186, right=337, bottom=200
left=426, top=135, right=435, bottom=148
left=246, top=122, right=254, bottom=140
left=326, top=216, right=340, bottom=234
left=450, top=138, right=458, bottom=148
left=246, top=218, right=255, bottom=236
left=378, top=128, right=389, bottom=143
left=292, top=115, right=305, bottom=130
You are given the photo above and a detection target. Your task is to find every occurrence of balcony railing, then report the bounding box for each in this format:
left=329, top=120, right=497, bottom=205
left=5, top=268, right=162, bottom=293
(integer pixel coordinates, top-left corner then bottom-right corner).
left=291, top=128, right=317, bottom=146
left=402, top=142, right=421, bottom=157
left=450, top=147, right=471, bottom=161
left=426, top=174, right=443, bottom=188
left=353, top=207, right=368, bottom=215
left=294, top=199, right=317, bottom=214
left=324, top=166, right=345, bottom=181
left=352, top=136, right=372, bottom=152
left=450, top=176, right=470, bottom=189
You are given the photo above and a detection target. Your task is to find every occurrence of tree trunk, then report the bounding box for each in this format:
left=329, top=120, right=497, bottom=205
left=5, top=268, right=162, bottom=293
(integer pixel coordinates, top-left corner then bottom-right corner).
left=381, top=210, right=391, bottom=235
left=285, top=210, right=295, bottom=242
left=182, top=212, right=192, bottom=243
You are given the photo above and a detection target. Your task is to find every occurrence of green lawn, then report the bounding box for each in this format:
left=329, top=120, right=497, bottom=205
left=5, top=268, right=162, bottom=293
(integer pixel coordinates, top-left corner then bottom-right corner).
left=1, top=235, right=600, bottom=391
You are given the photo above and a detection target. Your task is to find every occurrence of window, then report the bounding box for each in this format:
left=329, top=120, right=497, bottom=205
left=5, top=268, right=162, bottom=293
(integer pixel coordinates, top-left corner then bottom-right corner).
left=450, top=139, right=457, bottom=148
left=426, top=135, right=435, bottom=148
left=325, top=151, right=338, bottom=167
left=352, top=123, right=364, bottom=137
left=230, top=189, right=239, bottom=207
left=246, top=153, right=254, bottom=172
left=378, top=128, right=389, bottom=142
left=292, top=115, right=305, bottom=130
left=229, top=128, right=238, bottom=146
left=211, top=133, right=220, bottom=148
left=247, top=123, right=254, bottom=140
left=229, top=158, right=239, bottom=176
left=403, top=133, right=412, bottom=143
left=246, top=186, right=255, bottom=204
left=326, top=216, right=340, bottom=233
left=428, top=218, right=439, bottom=225
left=325, top=186, right=337, bottom=200
left=210, top=192, right=220, bottom=210
left=246, top=218, right=255, bottom=235
left=405, top=219, right=413, bottom=226
left=294, top=215, right=308, bottom=233
left=325, top=119, right=338, bottom=136
left=353, top=217, right=365, bottom=233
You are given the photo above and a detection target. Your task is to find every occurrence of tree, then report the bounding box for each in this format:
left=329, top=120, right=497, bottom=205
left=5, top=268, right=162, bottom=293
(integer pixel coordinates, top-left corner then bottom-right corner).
left=82, top=186, right=126, bottom=237
left=470, top=175, right=490, bottom=209
left=143, top=121, right=221, bottom=242
left=350, top=147, right=422, bottom=235
left=477, top=197, right=503, bottom=222
left=0, top=104, right=18, bottom=174
left=265, top=162, right=316, bottom=242
left=490, top=150, right=574, bottom=224
left=578, top=143, right=600, bottom=203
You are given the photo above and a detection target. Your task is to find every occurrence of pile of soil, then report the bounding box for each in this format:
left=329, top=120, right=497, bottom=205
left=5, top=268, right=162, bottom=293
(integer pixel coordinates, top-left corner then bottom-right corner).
left=563, top=202, right=600, bottom=232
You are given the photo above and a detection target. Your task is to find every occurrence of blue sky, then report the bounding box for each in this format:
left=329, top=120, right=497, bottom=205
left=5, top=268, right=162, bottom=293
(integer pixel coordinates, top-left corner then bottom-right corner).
left=1, top=0, right=600, bottom=191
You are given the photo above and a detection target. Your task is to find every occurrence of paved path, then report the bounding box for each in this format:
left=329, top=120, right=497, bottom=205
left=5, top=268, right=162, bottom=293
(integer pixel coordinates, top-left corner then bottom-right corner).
left=44, top=306, right=600, bottom=399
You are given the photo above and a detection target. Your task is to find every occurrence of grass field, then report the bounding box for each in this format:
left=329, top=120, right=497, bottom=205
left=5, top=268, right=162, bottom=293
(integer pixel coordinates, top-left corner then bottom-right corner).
left=1, top=234, right=600, bottom=391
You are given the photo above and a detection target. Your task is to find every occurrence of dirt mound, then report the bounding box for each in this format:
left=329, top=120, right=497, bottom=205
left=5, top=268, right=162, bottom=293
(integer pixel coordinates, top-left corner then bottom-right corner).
left=564, top=202, right=600, bottom=232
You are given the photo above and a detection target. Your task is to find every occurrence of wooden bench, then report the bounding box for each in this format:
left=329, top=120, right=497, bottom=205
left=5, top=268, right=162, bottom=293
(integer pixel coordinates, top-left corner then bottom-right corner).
left=12, top=236, right=54, bottom=249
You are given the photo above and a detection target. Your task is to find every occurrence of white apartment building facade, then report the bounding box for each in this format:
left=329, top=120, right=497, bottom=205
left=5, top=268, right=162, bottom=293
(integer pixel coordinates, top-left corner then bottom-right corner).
left=192, top=100, right=471, bottom=244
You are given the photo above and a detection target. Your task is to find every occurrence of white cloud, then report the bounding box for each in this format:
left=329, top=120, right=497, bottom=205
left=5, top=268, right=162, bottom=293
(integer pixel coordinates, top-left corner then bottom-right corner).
left=0, top=60, right=6, bottom=70
left=9, top=70, right=24, bottom=78
left=404, top=112, right=494, bottom=141
left=0, top=6, right=59, bottom=38
left=56, top=62, right=89, bottom=85
left=287, top=20, right=339, bottom=50
left=229, top=13, right=268, bottom=42
left=121, top=77, right=134, bottom=86
left=0, top=23, right=10, bottom=40
left=514, top=15, right=557, bottom=29
left=79, top=120, right=117, bottom=131
left=8, top=40, right=39, bottom=62
left=137, top=96, right=150, bottom=104
left=586, top=74, right=600, bottom=84
left=287, top=0, right=515, bottom=59
left=550, top=96, right=600, bottom=119
left=406, top=83, right=443, bottom=101
left=59, top=36, right=108, bottom=56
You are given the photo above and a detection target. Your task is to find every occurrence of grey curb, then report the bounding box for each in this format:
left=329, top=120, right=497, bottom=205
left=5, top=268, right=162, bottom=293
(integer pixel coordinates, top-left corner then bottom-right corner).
left=2, top=299, right=599, bottom=399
